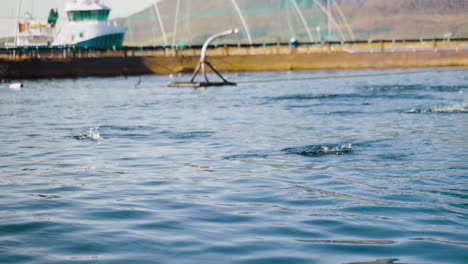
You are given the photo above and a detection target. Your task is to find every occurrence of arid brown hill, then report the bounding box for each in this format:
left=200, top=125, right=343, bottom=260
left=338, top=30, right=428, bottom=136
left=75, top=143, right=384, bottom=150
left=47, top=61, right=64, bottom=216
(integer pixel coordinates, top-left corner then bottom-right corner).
left=117, top=0, right=468, bottom=46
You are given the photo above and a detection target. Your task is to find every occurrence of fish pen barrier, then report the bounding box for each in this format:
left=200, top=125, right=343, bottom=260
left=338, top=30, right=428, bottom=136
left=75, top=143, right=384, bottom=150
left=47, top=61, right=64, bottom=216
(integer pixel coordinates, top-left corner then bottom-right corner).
left=1, top=38, right=468, bottom=60
left=1, top=38, right=467, bottom=79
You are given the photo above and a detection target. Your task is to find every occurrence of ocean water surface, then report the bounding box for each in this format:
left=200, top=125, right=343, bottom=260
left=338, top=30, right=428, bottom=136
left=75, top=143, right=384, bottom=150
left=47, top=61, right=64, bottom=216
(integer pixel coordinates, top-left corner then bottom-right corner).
left=0, top=68, right=467, bottom=264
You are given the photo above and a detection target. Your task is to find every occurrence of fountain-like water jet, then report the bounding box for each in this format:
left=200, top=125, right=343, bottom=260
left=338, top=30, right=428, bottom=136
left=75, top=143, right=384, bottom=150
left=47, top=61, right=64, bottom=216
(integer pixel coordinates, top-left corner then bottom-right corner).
left=327, top=0, right=331, bottom=40
left=149, top=8, right=158, bottom=45
left=331, top=0, right=355, bottom=41
left=312, top=0, right=346, bottom=41
left=183, top=0, right=193, bottom=44
left=172, top=0, right=181, bottom=47
left=286, top=1, right=297, bottom=39
left=153, top=2, right=168, bottom=46
left=230, top=0, right=253, bottom=45
left=289, top=0, right=314, bottom=42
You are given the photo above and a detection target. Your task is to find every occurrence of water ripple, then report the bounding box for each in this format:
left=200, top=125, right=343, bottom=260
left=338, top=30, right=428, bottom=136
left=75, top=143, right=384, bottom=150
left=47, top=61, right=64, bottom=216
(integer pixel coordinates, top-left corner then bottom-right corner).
left=361, top=84, right=467, bottom=92
left=0, top=70, right=467, bottom=264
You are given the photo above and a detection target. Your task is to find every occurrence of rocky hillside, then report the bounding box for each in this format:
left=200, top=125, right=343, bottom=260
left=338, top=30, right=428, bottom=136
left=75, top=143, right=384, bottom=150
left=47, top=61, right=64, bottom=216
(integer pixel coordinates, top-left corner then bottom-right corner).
left=117, top=0, right=468, bottom=45
left=338, top=0, right=468, bottom=40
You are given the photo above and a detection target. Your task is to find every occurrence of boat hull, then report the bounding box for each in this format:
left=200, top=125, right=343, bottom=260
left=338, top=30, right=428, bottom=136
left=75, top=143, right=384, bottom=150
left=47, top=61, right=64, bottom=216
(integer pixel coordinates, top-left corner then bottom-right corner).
left=53, top=21, right=126, bottom=48
left=75, top=33, right=125, bottom=48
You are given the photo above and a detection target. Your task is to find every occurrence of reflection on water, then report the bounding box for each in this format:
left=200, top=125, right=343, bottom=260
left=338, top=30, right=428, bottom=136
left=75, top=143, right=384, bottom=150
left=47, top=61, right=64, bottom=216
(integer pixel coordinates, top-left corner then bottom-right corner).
left=0, top=68, right=467, bottom=264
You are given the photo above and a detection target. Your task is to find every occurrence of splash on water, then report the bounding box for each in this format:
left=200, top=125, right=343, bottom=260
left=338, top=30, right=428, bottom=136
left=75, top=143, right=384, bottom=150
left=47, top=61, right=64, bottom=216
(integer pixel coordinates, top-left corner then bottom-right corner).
left=283, top=143, right=353, bottom=156
left=408, top=103, right=468, bottom=113
left=73, top=127, right=102, bottom=141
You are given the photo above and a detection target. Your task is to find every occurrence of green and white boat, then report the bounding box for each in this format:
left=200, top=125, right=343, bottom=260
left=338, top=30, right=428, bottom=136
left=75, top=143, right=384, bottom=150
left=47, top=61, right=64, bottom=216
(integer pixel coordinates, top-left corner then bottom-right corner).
left=53, top=0, right=126, bottom=48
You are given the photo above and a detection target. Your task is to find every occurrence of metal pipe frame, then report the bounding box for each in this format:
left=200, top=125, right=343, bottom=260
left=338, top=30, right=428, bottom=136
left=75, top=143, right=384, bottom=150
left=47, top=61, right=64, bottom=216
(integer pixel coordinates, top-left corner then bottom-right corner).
left=190, top=28, right=239, bottom=83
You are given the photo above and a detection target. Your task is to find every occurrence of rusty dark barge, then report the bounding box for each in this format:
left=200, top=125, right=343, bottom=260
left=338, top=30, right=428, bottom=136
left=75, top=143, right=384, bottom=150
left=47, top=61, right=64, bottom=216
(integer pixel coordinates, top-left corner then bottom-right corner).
left=1, top=39, right=467, bottom=80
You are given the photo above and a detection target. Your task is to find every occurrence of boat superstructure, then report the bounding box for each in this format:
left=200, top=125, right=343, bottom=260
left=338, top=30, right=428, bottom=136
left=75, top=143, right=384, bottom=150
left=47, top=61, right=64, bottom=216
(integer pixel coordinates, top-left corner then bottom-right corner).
left=15, top=20, right=54, bottom=47
left=53, top=0, right=126, bottom=48
left=5, top=8, right=58, bottom=48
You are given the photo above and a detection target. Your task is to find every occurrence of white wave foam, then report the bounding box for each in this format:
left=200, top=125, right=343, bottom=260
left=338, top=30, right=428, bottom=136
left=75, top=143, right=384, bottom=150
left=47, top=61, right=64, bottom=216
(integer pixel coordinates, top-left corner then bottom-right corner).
left=319, top=143, right=353, bottom=154
left=408, top=103, right=468, bottom=113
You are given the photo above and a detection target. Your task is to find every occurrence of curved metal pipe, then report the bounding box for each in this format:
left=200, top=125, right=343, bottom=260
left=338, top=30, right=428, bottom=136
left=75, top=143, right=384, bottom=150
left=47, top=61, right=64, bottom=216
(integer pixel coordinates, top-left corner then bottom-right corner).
left=191, top=28, right=239, bottom=83
left=200, top=28, right=239, bottom=63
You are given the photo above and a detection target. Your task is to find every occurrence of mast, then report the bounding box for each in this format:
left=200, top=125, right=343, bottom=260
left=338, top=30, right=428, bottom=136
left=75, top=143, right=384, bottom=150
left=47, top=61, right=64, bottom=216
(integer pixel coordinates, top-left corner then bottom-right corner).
left=14, top=0, right=23, bottom=53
